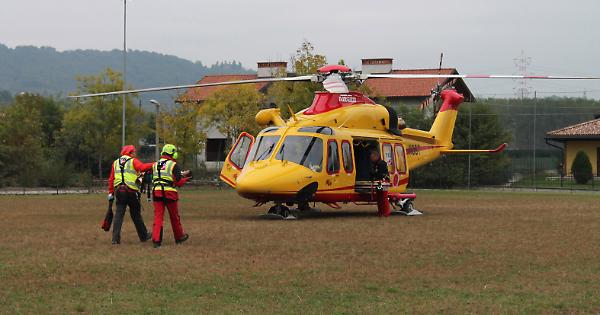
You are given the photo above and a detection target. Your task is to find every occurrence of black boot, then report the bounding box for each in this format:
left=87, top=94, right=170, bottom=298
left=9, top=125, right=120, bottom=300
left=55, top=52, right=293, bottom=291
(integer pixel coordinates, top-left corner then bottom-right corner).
left=176, top=234, right=189, bottom=244
left=141, top=233, right=152, bottom=242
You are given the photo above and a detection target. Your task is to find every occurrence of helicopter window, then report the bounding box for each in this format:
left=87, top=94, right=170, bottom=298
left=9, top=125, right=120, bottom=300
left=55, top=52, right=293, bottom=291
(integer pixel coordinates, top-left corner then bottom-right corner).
left=248, top=135, right=281, bottom=162
left=274, top=136, right=323, bottom=172
left=382, top=143, right=395, bottom=173
left=229, top=134, right=253, bottom=169
left=260, top=127, right=280, bottom=134
left=298, top=126, right=334, bottom=135
left=326, top=140, right=340, bottom=174
left=341, top=141, right=353, bottom=173
left=395, top=145, right=407, bottom=173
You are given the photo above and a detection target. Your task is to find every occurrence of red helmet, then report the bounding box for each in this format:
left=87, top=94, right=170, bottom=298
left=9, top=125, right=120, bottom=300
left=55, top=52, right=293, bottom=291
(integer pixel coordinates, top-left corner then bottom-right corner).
left=120, top=145, right=136, bottom=156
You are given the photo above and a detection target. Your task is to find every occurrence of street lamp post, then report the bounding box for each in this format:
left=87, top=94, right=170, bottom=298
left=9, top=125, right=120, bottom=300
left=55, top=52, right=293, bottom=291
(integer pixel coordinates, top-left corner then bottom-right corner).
left=150, top=99, right=161, bottom=160
left=122, top=0, right=127, bottom=147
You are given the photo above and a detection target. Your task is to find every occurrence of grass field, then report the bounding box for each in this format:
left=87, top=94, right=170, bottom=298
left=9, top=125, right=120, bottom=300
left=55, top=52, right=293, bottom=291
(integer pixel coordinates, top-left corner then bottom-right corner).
left=0, top=189, right=599, bottom=314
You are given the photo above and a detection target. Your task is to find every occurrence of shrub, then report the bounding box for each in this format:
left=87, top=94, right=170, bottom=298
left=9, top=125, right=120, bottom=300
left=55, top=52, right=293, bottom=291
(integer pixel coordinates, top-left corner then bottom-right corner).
left=571, top=151, right=593, bottom=184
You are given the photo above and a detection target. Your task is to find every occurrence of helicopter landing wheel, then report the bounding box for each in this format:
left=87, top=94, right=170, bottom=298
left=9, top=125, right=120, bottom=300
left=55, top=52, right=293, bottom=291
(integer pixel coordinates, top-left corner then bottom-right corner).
left=392, top=199, right=423, bottom=216
left=261, top=204, right=296, bottom=220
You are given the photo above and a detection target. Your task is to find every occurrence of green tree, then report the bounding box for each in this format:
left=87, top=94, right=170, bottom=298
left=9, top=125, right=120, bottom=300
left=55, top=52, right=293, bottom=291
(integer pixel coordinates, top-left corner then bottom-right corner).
left=62, top=68, right=147, bottom=180
left=200, top=84, right=263, bottom=141
left=571, top=151, right=593, bottom=184
left=292, top=40, right=327, bottom=75
left=0, top=93, right=45, bottom=186
left=159, top=100, right=206, bottom=167
left=267, top=40, right=327, bottom=117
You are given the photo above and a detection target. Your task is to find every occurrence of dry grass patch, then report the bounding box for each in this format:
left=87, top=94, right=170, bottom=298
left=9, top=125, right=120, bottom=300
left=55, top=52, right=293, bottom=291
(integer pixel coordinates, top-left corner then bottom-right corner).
left=0, top=189, right=599, bottom=314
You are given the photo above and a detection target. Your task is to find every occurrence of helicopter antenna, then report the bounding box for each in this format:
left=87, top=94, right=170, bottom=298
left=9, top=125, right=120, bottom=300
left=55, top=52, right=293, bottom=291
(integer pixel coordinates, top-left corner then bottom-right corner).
left=437, top=52, right=444, bottom=86
left=287, top=105, right=298, bottom=122
left=434, top=52, right=444, bottom=112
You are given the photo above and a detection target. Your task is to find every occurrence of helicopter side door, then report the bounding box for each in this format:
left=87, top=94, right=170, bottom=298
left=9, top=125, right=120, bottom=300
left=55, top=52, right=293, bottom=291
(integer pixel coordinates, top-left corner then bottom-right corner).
left=220, top=132, right=255, bottom=188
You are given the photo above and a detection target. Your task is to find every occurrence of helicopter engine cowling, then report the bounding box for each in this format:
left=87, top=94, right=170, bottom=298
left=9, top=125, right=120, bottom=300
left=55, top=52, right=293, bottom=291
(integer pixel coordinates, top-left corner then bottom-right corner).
left=255, top=108, right=285, bottom=127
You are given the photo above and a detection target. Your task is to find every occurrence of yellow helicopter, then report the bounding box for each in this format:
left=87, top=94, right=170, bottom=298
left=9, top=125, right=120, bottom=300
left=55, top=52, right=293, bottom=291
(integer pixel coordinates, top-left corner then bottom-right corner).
left=72, top=64, right=600, bottom=219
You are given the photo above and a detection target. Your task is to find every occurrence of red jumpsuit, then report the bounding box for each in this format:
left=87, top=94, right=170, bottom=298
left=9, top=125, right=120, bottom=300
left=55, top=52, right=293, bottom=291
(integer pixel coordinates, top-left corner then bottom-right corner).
left=372, top=159, right=391, bottom=217
left=152, top=155, right=190, bottom=244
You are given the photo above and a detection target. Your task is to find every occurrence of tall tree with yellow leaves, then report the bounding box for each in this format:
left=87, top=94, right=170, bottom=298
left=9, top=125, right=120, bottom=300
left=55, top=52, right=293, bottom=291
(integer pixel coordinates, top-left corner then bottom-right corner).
left=200, top=84, right=263, bottom=142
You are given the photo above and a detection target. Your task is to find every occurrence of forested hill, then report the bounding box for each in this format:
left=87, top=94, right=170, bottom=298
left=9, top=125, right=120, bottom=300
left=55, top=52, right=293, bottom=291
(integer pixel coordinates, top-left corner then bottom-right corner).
left=0, top=44, right=252, bottom=104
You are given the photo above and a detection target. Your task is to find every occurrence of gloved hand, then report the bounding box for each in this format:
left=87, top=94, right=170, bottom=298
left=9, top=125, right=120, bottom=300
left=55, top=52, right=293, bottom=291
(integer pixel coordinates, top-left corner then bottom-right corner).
left=108, top=193, right=114, bottom=201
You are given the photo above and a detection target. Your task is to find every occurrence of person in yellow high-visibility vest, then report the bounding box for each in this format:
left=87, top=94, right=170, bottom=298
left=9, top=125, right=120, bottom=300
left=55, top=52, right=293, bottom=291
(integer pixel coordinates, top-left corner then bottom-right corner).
left=107, top=145, right=154, bottom=245
left=151, top=144, right=191, bottom=248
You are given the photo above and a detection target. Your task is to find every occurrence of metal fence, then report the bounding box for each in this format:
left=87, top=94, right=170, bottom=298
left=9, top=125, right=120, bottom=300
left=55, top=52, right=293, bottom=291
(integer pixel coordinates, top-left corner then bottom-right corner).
left=408, top=99, right=600, bottom=192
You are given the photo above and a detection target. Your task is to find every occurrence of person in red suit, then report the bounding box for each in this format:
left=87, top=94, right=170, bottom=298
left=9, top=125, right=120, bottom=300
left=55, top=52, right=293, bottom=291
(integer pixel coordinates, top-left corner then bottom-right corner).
left=369, top=150, right=391, bottom=217
left=107, top=145, right=154, bottom=244
left=151, top=144, right=191, bottom=248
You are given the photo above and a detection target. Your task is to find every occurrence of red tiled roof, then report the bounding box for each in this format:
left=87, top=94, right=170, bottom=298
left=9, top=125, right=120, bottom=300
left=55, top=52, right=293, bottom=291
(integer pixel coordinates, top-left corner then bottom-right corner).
left=547, top=118, right=600, bottom=138
left=179, top=68, right=474, bottom=103
left=178, top=74, right=268, bottom=102
left=363, top=68, right=460, bottom=97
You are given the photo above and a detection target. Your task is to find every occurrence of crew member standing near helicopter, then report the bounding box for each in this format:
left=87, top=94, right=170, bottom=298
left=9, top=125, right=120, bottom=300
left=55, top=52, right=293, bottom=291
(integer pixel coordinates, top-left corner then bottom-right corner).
left=369, top=149, right=391, bottom=217
left=151, top=144, right=191, bottom=248
left=107, top=145, right=154, bottom=244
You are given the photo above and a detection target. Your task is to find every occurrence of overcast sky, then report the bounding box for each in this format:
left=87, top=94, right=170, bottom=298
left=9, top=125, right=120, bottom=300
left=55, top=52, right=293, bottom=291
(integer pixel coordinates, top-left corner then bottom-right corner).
left=1, top=0, right=599, bottom=98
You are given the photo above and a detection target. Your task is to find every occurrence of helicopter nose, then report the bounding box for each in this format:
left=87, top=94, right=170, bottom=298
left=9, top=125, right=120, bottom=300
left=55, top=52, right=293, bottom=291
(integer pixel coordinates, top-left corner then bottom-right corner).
left=235, top=162, right=317, bottom=199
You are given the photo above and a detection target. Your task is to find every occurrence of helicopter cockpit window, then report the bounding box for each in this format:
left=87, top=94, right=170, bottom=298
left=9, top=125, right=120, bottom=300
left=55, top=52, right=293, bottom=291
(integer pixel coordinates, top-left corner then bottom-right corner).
left=298, top=126, right=334, bottom=135
left=248, top=135, right=281, bottom=162
left=259, top=127, right=280, bottom=134
left=274, top=136, right=323, bottom=172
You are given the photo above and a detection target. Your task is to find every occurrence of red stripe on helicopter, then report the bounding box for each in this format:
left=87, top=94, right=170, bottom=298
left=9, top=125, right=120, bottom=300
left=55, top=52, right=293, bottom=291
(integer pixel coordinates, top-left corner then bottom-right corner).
left=219, top=174, right=236, bottom=187
left=406, top=145, right=443, bottom=154
left=318, top=185, right=355, bottom=192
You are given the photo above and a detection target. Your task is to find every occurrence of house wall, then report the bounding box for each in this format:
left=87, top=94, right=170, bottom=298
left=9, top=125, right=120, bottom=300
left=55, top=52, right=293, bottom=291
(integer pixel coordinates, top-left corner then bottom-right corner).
left=564, top=140, right=600, bottom=175
left=380, top=96, right=427, bottom=109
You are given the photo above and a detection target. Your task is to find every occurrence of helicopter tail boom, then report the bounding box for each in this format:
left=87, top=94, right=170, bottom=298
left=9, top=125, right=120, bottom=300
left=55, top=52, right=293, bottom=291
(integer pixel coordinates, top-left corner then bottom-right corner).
left=440, top=143, right=507, bottom=155
left=429, top=89, right=465, bottom=146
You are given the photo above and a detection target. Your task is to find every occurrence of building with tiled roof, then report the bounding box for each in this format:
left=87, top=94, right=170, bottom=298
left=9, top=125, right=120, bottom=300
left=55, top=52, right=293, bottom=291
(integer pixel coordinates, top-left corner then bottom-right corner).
left=363, top=67, right=474, bottom=108
left=546, top=117, right=600, bottom=176
left=178, top=62, right=288, bottom=103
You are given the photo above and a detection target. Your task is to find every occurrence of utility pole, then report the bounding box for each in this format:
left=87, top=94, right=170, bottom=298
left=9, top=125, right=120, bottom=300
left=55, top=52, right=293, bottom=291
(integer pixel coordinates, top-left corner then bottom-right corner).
left=467, top=103, right=472, bottom=190
left=122, top=0, right=127, bottom=147
left=533, top=91, right=537, bottom=190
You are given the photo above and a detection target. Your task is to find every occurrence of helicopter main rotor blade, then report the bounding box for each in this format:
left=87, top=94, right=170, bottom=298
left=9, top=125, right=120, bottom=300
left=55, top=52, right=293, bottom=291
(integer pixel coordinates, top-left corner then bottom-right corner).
left=69, top=75, right=315, bottom=98
left=364, top=74, right=600, bottom=80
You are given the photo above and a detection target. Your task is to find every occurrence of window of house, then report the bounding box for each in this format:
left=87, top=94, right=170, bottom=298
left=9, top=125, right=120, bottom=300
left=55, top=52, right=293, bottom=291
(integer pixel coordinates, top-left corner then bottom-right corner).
left=206, top=138, right=228, bottom=162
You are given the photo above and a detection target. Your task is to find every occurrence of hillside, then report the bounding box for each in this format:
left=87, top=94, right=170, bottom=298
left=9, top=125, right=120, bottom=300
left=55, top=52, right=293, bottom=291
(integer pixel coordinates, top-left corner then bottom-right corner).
left=0, top=44, right=252, bottom=105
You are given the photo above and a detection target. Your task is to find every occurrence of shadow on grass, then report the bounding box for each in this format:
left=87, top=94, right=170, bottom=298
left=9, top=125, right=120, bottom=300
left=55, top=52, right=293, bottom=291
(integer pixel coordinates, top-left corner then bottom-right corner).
left=237, top=210, right=426, bottom=221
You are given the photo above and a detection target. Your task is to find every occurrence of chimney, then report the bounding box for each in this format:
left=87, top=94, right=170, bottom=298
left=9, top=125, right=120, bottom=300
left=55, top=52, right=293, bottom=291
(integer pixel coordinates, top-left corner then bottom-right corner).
left=361, top=58, right=393, bottom=74
left=257, top=61, right=287, bottom=78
